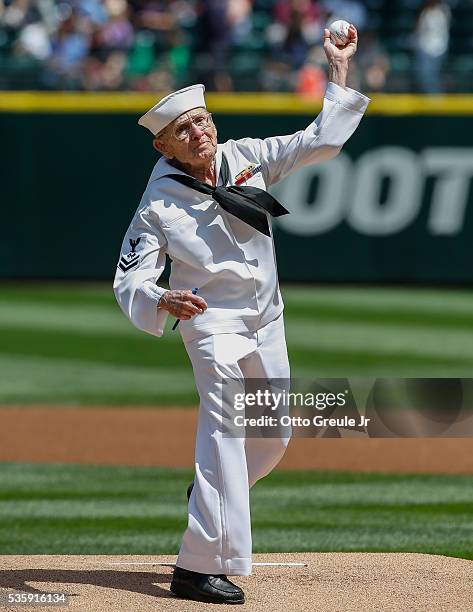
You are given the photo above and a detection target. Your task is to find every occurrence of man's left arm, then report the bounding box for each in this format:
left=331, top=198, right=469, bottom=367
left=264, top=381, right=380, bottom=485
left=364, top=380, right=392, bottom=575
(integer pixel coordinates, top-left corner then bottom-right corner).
left=238, top=25, right=370, bottom=187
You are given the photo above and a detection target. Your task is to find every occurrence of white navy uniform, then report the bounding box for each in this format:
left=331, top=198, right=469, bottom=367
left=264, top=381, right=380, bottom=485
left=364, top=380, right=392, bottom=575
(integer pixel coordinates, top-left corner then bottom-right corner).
left=114, top=82, right=370, bottom=576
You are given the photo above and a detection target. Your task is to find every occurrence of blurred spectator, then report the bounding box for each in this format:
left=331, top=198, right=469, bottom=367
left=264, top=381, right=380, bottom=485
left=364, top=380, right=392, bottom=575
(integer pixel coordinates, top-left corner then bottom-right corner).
left=414, top=0, right=451, bottom=93
left=82, top=49, right=127, bottom=88
left=94, top=0, right=133, bottom=57
left=322, top=0, right=367, bottom=32
left=261, top=57, right=292, bottom=91
left=268, top=0, right=322, bottom=70
left=296, top=45, right=327, bottom=96
left=76, top=0, right=107, bottom=24
left=193, top=0, right=233, bottom=91
left=43, top=11, right=92, bottom=89
left=356, top=29, right=390, bottom=92
left=132, top=0, right=176, bottom=36
left=2, top=0, right=30, bottom=31
left=227, top=0, right=252, bottom=45
left=17, top=19, right=51, bottom=60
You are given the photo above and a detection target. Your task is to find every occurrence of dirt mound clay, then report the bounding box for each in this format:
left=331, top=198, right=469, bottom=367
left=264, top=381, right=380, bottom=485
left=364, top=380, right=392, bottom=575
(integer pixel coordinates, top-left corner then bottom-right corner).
left=2, top=407, right=473, bottom=473
left=0, top=552, right=471, bottom=612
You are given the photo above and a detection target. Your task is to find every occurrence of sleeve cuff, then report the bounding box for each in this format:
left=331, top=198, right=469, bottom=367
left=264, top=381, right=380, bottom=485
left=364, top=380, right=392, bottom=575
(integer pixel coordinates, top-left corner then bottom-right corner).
left=140, top=281, right=169, bottom=336
left=141, top=281, right=167, bottom=304
left=325, top=82, right=371, bottom=113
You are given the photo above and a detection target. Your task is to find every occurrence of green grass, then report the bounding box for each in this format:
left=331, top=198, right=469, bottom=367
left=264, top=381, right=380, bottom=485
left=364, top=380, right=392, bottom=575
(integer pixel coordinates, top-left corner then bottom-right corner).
left=0, top=463, right=472, bottom=558
left=1, top=283, right=472, bottom=405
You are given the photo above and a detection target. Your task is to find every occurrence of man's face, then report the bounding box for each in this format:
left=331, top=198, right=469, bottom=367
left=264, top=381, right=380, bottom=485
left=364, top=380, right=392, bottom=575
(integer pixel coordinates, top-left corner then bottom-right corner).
left=154, top=107, right=217, bottom=166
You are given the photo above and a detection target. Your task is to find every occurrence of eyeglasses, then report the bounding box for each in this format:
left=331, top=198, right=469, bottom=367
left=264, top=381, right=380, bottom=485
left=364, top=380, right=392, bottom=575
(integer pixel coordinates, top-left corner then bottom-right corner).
left=173, top=112, right=213, bottom=141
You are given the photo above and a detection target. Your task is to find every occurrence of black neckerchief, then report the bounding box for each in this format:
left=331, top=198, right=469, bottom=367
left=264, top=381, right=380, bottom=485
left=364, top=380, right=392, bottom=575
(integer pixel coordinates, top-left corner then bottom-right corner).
left=165, top=152, right=289, bottom=237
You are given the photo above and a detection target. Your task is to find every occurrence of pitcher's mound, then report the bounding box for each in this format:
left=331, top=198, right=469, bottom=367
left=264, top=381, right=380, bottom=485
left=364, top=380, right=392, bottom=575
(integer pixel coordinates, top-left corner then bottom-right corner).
left=0, top=552, right=471, bottom=611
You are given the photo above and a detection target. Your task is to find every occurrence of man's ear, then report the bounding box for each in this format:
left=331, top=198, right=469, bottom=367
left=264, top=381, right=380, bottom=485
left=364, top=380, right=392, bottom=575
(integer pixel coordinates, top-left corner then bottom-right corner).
left=153, top=137, right=172, bottom=158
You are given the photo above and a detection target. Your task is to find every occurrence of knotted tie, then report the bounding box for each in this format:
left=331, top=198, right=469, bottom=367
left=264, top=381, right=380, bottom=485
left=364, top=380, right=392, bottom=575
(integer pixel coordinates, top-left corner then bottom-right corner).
left=167, top=153, right=289, bottom=236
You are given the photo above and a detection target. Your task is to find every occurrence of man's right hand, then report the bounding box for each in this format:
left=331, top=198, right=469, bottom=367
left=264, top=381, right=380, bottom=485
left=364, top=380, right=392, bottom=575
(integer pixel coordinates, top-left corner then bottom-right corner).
left=323, top=24, right=357, bottom=88
left=158, top=290, right=208, bottom=320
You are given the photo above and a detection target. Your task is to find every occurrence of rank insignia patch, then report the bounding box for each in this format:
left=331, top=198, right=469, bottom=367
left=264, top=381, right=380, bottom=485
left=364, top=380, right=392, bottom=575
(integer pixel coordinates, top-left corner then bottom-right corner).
left=118, top=237, right=141, bottom=272
left=234, top=164, right=262, bottom=185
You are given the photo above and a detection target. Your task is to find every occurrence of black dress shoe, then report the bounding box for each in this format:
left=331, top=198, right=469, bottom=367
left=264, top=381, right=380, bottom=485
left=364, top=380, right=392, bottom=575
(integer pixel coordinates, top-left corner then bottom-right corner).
left=186, top=482, right=194, bottom=502
left=170, top=566, right=245, bottom=604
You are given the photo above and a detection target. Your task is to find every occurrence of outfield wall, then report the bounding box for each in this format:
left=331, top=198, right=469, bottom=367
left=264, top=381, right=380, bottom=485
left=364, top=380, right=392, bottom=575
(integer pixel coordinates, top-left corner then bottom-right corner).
left=2, top=92, right=473, bottom=283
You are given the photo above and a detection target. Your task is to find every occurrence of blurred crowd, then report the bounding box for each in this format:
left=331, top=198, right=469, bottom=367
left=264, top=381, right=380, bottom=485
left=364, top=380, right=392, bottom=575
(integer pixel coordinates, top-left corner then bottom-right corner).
left=0, top=0, right=471, bottom=93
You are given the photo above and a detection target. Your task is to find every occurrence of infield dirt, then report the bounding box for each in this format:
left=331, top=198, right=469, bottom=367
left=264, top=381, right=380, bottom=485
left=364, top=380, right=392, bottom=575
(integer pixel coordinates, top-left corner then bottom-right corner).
left=0, top=552, right=472, bottom=612
left=1, top=407, right=473, bottom=473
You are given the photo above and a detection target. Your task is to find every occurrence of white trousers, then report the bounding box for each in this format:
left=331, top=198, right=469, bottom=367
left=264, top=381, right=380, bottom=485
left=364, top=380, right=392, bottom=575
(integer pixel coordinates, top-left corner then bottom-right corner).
left=176, top=314, right=291, bottom=576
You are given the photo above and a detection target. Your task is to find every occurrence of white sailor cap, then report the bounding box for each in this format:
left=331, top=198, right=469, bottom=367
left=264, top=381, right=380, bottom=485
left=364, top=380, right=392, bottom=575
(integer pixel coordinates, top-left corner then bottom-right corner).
left=138, top=84, right=206, bottom=136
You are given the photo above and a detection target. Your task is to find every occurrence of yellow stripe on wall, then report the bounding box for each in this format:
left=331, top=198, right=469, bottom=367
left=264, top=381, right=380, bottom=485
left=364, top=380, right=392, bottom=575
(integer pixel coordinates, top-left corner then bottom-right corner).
left=1, top=91, right=473, bottom=115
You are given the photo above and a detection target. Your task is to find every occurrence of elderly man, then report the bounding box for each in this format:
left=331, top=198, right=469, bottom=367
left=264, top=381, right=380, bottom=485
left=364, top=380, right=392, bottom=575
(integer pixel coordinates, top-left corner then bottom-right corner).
left=114, top=26, right=369, bottom=605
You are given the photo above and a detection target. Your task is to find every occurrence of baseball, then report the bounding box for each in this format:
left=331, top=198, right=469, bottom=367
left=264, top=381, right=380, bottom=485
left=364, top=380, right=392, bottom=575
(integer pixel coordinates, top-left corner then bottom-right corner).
left=328, top=19, right=351, bottom=46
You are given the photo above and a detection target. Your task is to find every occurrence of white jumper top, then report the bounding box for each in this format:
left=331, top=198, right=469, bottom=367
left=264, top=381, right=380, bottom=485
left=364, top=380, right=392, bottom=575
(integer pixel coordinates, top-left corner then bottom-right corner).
left=113, top=82, right=370, bottom=341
